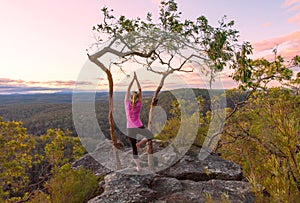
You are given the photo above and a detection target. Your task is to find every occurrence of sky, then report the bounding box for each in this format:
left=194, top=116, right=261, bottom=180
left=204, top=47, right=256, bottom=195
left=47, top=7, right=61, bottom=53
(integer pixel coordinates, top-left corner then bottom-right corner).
left=0, top=0, right=300, bottom=94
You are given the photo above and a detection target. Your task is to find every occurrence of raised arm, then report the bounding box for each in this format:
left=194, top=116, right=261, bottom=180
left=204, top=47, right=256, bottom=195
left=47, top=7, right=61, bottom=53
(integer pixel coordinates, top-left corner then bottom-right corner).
left=134, top=72, right=142, bottom=102
left=125, top=76, right=135, bottom=103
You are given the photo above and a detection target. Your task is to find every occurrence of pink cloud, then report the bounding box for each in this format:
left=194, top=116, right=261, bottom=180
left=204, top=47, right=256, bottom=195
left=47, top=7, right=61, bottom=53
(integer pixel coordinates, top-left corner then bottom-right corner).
left=0, top=78, right=94, bottom=88
left=143, top=84, right=161, bottom=89
left=27, top=81, right=40, bottom=85
left=0, top=78, right=25, bottom=85
left=282, top=0, right=300, bottom=25
left=288, top=12, right=300, bottom=25
left=282, top=0, right=300, bottom=11
left=50, top=81, right=75, bottom=87
left=260, top=22, right=272, bottom=28
left=170, top=71, right=238, bottom=89
left=252, top=30, right=300, bottom=59
left=0, top=78, right=76, bottom=94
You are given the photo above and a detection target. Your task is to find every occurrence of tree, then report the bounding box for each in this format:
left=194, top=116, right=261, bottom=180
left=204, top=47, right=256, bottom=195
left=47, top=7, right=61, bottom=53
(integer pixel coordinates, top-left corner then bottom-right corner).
left=211, top=48, right=300, bottom=202
left=204, top=48, right=300, bottom=151
left=88, top=0, right=250, bottom=169
left=219, top=87, right=300, bottom=202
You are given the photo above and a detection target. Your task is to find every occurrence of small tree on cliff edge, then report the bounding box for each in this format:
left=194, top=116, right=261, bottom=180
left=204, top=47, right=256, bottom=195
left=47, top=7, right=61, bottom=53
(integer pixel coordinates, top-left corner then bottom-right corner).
left=87, top=0, right=254, bottom=169
left=88, top=0, right=296, bottom=169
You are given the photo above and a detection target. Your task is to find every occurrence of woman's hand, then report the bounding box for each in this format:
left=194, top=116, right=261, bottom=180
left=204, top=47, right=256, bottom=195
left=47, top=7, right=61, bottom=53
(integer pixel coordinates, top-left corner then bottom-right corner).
left=134, top=71, right=142, bottom=101
left=125, top=72, right=136, bottom=102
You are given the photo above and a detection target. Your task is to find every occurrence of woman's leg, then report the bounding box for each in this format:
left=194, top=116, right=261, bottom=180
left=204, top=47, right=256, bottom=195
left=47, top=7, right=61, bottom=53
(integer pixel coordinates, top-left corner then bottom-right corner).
left=128, top=137, right=138, bottom=159
left=127, top=128, right=141, bottom=171
left=136, top=126, right=154, bottom=150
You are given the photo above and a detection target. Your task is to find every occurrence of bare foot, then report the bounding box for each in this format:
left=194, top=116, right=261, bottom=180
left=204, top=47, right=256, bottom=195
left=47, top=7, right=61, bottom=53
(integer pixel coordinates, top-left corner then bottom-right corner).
left=133, top=158, right=141, bottom=172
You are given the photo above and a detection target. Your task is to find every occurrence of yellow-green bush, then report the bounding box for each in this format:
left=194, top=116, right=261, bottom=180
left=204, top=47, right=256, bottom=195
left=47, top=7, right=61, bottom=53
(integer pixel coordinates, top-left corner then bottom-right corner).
left=30, top=164, right=100, bottom=203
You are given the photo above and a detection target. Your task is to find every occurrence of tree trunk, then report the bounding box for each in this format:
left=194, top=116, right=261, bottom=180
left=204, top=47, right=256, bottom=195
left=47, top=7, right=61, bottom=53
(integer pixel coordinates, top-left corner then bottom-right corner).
left=147, top=100, right=156, bottom=171
left=147, top=73, right=169, bottom=170
left=106, top=70, right=122, bottom=170
left=88, top=53, right=121, bottom=170
left=147, top=91, right=160, bottom=171
left=148, top=86, right=161, bottom=129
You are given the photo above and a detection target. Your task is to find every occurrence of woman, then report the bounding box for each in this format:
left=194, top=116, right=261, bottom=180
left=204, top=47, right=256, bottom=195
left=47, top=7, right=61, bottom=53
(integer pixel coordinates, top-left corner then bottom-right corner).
left=124, top=72, right=154, bottom=172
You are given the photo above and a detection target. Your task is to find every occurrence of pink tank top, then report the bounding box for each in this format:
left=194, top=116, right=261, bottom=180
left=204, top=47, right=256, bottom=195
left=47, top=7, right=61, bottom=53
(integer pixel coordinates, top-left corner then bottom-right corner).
left=125, top=100, right=143, bottom=128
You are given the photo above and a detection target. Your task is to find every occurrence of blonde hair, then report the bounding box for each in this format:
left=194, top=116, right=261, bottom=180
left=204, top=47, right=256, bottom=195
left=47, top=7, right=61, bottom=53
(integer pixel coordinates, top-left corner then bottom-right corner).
left=131, top=91, right=138, bottom=110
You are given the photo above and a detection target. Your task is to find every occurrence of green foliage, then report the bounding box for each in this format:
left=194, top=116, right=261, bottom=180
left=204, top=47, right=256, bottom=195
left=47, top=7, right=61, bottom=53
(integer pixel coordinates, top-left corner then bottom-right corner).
left=0, top=117, right=34, bottom=200
left=30, top=164, right=100, bottom=203
left=0, top=117, right=88, bottom=202
left=44, top=129, right=84, bottom=168
left=29, top=190, right=51, bottom=203
left=219, top=88, right=300, bottom=202
left=233, top=50, right=298, bottom=90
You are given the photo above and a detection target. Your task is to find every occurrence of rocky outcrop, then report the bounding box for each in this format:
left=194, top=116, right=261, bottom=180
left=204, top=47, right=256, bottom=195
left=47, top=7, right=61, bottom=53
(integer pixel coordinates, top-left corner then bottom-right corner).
left=158, top=145, right=243, bottom=182
left=72, top=141, right=255, bottom=203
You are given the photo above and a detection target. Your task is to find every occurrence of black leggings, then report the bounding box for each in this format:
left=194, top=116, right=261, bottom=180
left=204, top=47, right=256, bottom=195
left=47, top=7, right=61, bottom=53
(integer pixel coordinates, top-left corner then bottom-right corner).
left=127, top=126, right=154, bottom=159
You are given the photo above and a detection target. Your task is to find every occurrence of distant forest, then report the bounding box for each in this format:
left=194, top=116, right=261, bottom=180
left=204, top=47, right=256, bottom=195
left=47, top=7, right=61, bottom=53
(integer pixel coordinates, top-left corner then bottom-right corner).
left=0, top=89, right=226, bottom=138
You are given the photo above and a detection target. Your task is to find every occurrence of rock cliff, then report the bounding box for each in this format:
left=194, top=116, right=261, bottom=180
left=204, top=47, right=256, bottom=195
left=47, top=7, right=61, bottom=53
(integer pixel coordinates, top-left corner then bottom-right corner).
left=72, top=140, right=254, bottom=203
